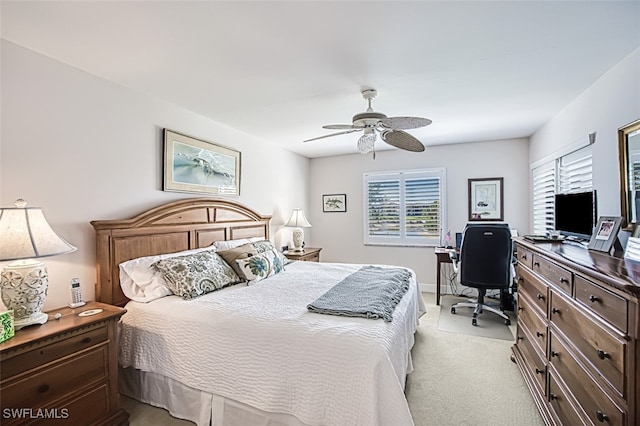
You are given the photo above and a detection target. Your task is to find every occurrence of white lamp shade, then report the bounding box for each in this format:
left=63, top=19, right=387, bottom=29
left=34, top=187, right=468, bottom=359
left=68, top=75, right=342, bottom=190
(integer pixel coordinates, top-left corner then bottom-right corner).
left=0, top=205, right=77, bottom=261
left=285, top=209, right=312, bottom=228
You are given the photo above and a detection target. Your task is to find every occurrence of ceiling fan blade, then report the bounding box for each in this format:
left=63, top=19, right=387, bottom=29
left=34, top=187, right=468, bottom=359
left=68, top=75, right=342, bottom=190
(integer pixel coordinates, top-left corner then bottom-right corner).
left=381, top=130, right=425, bottom=152
left=303, top=129, right=362, bottom=143
left=379, top=116, right=432, bottom=130
left=322, top=124, right=362, bottom=130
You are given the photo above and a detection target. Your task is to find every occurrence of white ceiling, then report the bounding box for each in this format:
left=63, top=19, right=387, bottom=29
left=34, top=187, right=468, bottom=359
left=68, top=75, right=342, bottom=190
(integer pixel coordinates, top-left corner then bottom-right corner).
left=2, top=1, right=639, bottom=158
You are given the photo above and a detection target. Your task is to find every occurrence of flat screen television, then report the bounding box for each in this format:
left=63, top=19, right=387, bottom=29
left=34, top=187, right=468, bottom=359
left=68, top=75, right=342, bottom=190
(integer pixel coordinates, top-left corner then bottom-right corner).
left=554, top=190, right=597, bottom=240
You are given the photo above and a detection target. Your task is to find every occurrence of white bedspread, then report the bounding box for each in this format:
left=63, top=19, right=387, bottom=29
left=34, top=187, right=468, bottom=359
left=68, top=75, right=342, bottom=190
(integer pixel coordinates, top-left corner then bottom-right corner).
left=119, top=261, right=426, bottom=426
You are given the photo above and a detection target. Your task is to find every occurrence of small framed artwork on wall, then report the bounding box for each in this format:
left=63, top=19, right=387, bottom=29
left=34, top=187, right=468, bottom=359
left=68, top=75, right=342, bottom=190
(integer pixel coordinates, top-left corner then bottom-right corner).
left=468, top=177, right=504, bottom=221
left=323, top=194, right=347, bottom=212
left=163, top=129, right=241, bottom=196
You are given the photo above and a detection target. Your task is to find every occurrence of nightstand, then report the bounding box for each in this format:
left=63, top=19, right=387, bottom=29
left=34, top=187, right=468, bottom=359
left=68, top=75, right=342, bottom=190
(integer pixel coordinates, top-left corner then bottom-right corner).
left=284, top=247, right=322, bottom=262
left=0, top=301, right=129, bottom=426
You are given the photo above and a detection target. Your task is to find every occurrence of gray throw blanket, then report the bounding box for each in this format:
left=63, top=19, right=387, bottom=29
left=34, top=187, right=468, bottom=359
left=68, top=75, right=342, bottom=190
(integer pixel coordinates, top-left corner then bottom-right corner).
left=307, top=266, right=411, bottom=322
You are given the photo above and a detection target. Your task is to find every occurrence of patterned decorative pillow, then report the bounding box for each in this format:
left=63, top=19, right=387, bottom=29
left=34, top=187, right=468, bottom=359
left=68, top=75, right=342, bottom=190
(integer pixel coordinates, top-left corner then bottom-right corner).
left=251, top=240, right=290, bottom=266
left=235, top=251, right=284, bottom=284
left=153, top=251, right=241, bottom=300
left=216, top=243, right=259, bottom=279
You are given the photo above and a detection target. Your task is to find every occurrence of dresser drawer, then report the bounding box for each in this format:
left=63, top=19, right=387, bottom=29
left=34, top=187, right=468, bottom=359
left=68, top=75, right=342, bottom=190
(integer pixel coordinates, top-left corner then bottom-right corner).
left=1, top=384, right=110, bottom=426
left=532, top=255, right=572, bottom=295
left=517, top=246, right=534, bottom=270
left=549, top=371, right=591, bottom=426
left=518, top=293, right=547, bottom=358
left=575, top=275, right=627, bottom=333
left=549, top=332, right=625, bottom=426
left=550, top=290, right=626, bottom=397
left=1, top=325, right=109, bottom=380
left=300, top=252, right=320, bottom=262
left=58, top=383, right=110, bottom=426
left=516, top=324, right=547, bottom=395
left=517, top=266, right=548, bottom=318
left=2, top=345, right=108, bottom=409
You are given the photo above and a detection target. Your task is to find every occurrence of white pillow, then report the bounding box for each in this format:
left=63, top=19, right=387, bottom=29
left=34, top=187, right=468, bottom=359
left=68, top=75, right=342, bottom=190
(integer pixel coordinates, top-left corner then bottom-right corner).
left=213, top=236, right=264, bottom=251
left=119, top=246, right=216, bottom=303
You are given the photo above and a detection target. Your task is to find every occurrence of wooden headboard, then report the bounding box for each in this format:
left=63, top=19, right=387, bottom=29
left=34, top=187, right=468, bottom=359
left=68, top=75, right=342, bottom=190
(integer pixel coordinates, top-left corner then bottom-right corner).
left=90, top=198, right=272, bottom=306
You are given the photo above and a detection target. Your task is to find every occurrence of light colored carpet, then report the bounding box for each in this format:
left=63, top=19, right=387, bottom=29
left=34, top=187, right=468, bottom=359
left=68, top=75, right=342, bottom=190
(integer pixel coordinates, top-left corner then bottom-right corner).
left=125, top=292, right=544, bottom=426
left=438, top=294, right=514, bottom=341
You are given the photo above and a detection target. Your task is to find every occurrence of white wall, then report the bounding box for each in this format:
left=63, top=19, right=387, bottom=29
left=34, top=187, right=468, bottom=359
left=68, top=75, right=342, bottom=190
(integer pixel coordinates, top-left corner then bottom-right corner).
left=309, top=138, right=530, bottom=288
left=530, top=47, right=640, bottom=218
left=0, top=40, right=310, bottom=310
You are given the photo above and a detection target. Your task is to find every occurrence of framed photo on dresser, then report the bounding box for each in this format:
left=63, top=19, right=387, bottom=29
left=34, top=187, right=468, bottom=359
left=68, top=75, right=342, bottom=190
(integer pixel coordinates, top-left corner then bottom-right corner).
left=588, top=216, right=623, bottom=253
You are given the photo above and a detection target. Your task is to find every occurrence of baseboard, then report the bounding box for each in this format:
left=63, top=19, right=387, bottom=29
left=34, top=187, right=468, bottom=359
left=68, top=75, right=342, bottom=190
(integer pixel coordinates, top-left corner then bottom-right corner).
left=419, top=282, right=479, bottom=297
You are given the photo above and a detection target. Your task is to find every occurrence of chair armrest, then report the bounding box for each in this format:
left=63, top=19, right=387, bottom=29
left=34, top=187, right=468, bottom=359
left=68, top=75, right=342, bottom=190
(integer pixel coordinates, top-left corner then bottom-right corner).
left=449, top=251, right=459, bottom=273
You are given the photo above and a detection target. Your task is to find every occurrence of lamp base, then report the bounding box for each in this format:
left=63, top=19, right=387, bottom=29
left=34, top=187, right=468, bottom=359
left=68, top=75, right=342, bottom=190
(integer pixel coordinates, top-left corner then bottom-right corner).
left=291, top=227, right=305, bottom=252
left=14, top=312, right=48, bottom=330
left=1, top=259, right=49, bottom=331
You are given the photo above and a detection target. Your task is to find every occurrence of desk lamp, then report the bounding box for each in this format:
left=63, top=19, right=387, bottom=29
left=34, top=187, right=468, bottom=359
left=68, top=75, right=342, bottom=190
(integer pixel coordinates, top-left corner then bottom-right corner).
left=0, top=199, right=76, bottom=330
left=285, top=209, right=312, bottom=252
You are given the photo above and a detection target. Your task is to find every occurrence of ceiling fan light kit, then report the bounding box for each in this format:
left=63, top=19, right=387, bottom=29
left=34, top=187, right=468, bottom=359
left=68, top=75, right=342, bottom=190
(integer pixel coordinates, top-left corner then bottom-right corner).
left=304, top=88, right=431, bottom=156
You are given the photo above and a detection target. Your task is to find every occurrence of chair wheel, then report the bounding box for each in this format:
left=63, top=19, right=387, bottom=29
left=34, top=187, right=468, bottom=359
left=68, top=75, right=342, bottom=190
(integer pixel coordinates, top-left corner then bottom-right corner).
left=505, top=319, right=511, bottom=326
left=472, top=318, right=477, bottom=326
left=451, top=307, right=456, bottom=314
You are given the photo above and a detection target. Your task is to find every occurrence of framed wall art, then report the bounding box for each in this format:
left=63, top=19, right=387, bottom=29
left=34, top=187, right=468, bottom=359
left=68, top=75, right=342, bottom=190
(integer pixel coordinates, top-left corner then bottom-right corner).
left=163, top=129, right=241, bottom=195
left=323, top=194, right=347, bottom=212
left=468, top=177, right=504, bottom=221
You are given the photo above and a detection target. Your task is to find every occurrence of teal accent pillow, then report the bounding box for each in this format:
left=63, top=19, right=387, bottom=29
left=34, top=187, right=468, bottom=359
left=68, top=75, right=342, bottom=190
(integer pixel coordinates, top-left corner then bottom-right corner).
left=251, top=240, right=291, bottom=266
left=153, top=250, right=241, bottom=300
left=236, top=251, right=285, bottom=284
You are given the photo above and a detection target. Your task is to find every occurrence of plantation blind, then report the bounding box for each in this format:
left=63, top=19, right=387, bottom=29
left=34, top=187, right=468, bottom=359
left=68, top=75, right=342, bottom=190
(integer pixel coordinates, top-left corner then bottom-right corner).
left=364, top=168, right=446, bottom=246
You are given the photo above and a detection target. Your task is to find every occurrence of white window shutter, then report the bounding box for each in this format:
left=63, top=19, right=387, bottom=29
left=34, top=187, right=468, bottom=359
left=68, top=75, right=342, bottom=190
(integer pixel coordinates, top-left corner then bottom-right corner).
left=364, top=168, right=446, bottom=246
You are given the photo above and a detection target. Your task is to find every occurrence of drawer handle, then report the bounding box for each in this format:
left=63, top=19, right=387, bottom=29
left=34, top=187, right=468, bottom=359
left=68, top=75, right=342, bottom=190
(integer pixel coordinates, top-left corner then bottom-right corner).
left=551, top=351, right=559, bottom=358
left=596, top=349, right=610, bottom=360
left=536, top=293, right=544, bottom=300
left=517, top=276, right=524, bottom=282
left=38, top=384, right=50, bottom=394
left=533, top=262, right=540, bottom=267
left=536, top=331, right=544, bottom=338
left=595, top=410, right=609, bottom=422
left=521, top=254, right=527, bottom=260
left=551, top=307, right=560, bottom=314
left=517, top=306, right=524, bottom=312
left=559, top=277, right=569, bottom=283
left=82, top=337, right=92, bottom=344
left=549, top=393, right=557, bottom=401
left=535, top=368, right=544, bottom=375
left=517, top=335, right=524, bottom=341
left=588, top=295, right=599, bottom=303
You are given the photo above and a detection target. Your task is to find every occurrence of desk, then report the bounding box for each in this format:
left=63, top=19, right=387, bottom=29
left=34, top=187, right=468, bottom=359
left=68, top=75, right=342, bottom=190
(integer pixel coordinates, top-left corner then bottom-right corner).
left=434, top=247, right=456, bottom=305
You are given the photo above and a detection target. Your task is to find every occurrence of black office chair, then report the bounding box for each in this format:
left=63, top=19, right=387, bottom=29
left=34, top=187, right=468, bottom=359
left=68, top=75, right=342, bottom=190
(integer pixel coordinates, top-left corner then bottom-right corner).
left=450, top=223, right=513, bottom=326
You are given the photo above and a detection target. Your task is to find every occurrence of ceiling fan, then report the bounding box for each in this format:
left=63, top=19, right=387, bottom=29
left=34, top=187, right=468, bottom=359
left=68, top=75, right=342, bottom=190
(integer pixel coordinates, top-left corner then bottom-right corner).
left=304, top=89, right=432, bottom=155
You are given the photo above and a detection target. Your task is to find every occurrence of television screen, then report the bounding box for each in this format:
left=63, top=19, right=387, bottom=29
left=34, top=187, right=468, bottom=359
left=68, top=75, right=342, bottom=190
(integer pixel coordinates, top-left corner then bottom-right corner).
left=555, top=191, right=597, bottom=239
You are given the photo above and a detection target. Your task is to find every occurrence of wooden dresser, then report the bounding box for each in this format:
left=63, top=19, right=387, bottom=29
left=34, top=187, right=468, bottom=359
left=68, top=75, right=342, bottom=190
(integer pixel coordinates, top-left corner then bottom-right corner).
left=0, top=302, right=128, bottom=425
left=512, top=238, right=639, bottom=425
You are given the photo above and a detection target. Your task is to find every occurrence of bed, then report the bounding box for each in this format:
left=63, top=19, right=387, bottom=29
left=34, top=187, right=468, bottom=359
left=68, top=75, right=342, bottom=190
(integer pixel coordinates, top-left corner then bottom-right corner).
left=91, top=198, right=425, bottom=426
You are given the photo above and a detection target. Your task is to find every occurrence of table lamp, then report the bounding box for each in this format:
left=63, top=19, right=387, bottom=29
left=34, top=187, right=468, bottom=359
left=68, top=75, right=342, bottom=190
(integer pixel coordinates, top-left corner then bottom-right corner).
left=0, top=199, right=76, bottom=330
left=285, top=208, right=312, bottom=252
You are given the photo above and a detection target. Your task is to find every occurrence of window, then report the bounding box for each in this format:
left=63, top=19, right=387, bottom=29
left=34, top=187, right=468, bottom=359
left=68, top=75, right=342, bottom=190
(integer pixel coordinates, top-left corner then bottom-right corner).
left=364, top=168, right=446, bottom=246
left=531, top=145, right=592, bottom=235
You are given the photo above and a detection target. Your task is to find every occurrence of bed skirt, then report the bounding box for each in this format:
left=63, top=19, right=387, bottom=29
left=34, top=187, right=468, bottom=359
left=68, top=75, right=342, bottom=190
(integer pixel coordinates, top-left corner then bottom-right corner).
left=119, top=367, right=312, bottom=426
